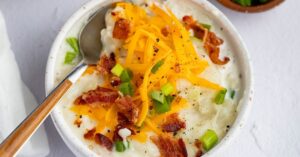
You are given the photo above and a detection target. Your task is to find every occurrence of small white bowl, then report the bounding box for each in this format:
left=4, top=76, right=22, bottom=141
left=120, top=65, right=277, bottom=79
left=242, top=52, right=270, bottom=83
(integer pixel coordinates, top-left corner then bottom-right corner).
left=45, top=0, right=253, bottom=156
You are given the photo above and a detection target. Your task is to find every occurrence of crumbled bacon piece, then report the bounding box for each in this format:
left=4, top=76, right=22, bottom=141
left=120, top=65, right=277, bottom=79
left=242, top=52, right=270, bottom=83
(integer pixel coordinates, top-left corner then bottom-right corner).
left=84, top=128, right=96, bottom=140
left=117, top=112, right=132, bottom=126
left=115, top=96, right=141, bottom=123
left=206, top=31, right=223, bottom=46
left=95, top=133, right=113, bottom=151
left=182, top=15, right=229, bottom=65
left=161, top=113, right=186, bottom=133
left=96, top=53, right=116, bottom=74
left=195, top=151, right=203, bottom=157
left=112, top=124, right=124, bottom=142
left=74, top=87, right=119, bottom=108
left=151, top=135, right=188, bottom=157
left=113, top=18, right=130, bottom=40
left=74, top=118, right=82, bottom=128
left=204, top=42, right=229, bottom=65
left=182, top=16, right=195, bottom=29
left=161, top=26, right=171, bottom=37
left=194, top=140, right=203, bottom=157
left=110, top=76, right=121, bottom=87
left=174, top=63, right=181, bottom=73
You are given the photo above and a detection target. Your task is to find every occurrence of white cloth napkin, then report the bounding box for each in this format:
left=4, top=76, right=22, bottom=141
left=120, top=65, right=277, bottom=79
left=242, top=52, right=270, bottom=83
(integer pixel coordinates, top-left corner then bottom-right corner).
left=0, top=11, right=49, bottom=157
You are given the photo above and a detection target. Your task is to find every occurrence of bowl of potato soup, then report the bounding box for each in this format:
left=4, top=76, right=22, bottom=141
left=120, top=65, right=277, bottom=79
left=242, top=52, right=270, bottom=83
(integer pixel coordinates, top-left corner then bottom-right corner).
left=45, top=0, right=253, bottom=156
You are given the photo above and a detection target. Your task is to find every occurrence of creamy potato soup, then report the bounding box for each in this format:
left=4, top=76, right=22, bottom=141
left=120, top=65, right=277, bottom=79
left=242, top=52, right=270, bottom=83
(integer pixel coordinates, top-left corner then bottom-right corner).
left=53, top=0, right=242, bottom=156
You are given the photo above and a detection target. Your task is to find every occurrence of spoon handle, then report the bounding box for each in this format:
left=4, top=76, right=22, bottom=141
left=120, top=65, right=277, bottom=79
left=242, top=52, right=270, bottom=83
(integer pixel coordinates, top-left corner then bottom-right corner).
left=0, top=62, right=87, bottom=157
left=0, top=79, right=72, bottom=157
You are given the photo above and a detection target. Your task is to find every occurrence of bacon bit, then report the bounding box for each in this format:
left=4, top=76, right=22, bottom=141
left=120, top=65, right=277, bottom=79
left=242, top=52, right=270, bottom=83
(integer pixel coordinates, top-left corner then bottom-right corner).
left=182, top=16, right=194, bottom=29
left=115, top=96, right=141, bottom=123
left=74, top=87, right=119, bottom=108
left=96, top=53, right=116, bottom=74
left=178, top=138, right=188, bottom=157
left=174, top=63, right=181, bottom=73
left=84, top=128, right=96, bottom=140
left=195, top=151, right=203, bottom=157
left=111, top=11, right=117, bottom=16
left=182, top=15, right=229, bottom=65
left=95, top=133, right=113, bottom=151
left=113, top=18, right=131, bottom=40
left=204, top=42, right=230, bottom=65
left=110, top=76, right=121, bottom=87
left=151, top=135, right=188, bottom=157
left=161, top=113, right=186, bottom=133
left=74, top=118, right=82, bottom=128
left=161, top=26, right=171, bottom=37
left=192, top=25, right=206, bottom=40
left=117, top=112, right=132, bottom=126
left=206, top=31, right=223, bottom=46
left=194, top=140, right=203, bottom=157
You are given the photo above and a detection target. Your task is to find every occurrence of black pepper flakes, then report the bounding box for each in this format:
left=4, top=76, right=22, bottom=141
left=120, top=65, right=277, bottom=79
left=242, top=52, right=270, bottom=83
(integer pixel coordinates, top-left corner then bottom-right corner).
left=156, top=38, right=160, bottom=42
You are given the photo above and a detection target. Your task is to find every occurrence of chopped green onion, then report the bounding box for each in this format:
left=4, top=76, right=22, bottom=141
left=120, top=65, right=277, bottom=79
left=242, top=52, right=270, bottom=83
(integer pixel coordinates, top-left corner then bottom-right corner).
left=161, top=83, right=174, bottom=96
left=153, top=100, right=170, bottom=114
left=165, top=95, right=175, bottom=105
left=190, top=36, right=203, bottom=43
left=64, top=52, right=77, bottom=64
left=119, top=82, right=134, bottom=96
left=259, top=0, right=268, bottom=3
left=151, top=91, right=165, bottom=104
left=111, top=64, right=124, bottom=77
left=66, top=37, right=79, bottom=53
left=115, top=140, right=126, bottom=152
left=151, top=60, right=164, bottom=74
left=201, top=23, right=212, bottom=30
left=120, top=69, right=133, bottom=82
left=230, top=90, right=236, bottom=99
left=215, top=89, right=227, bottom=104
left=234, top=0, right=251, bottom=6
left=200, top=129, right=218, bottom=151
left=127, top=140, right=130, bottom=149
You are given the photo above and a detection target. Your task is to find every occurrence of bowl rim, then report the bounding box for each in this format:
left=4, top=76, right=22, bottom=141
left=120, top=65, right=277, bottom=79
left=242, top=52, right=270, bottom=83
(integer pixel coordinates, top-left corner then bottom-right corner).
left=217, top=0, right=284, bottom=13
left=45, top=0, right=253, bottom=156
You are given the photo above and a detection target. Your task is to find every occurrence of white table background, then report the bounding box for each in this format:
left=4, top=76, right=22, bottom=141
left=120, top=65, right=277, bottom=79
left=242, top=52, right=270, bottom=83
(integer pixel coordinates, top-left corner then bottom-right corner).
left=0, top=0, right=299, bottom=156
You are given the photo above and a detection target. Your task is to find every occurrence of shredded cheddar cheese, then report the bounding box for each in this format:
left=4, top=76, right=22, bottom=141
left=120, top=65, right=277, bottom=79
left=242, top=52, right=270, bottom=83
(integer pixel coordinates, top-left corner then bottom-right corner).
left=71, top=2, right=225, bottom=144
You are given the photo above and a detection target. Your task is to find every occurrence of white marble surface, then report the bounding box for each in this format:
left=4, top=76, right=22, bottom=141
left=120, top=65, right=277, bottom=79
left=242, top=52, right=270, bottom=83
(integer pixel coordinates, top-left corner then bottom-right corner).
left=0, top=0, right=299, bottom=156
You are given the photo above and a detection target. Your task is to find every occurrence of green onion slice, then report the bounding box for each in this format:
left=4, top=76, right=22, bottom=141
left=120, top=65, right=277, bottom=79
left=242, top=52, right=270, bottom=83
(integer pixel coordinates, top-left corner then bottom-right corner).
left=161, top=83, right=174, bottom=96
left=115, top=140, right=126, bottom=152
left=150, top=91, right=165, bottom=104
left=234, top=0, right=251, bottom=6
left=201, top=23, right=212, bottom=30
left=151, top=60, right=164, bottom=74
left=64, top=52, right=77, bottom=64
left=66, top=37, right=79, bottom=53
left=153, top=100, right=170, bottom=114
left=230, top=90, right=236, bottom=99
left=111, top=64, right=124, bottom=77
left=215, top=89, right=227, bottom=104
left=120, top=69, right=133, bottom=82
left=200, top=129, right=218, bottom=151
left=119, top=82, right=134, bottom=96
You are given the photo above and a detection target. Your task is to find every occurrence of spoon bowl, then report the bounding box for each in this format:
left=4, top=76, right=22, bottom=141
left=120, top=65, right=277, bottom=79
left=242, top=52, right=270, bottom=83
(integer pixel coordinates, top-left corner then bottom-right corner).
left=0, top=2, right=114, bottom=156
left=79, top=3, right=113, bottom=65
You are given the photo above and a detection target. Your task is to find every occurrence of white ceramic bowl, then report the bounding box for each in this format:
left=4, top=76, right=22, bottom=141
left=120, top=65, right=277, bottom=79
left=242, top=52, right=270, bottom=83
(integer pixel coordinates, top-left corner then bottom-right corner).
left=45, top=0, right=253, bottom=156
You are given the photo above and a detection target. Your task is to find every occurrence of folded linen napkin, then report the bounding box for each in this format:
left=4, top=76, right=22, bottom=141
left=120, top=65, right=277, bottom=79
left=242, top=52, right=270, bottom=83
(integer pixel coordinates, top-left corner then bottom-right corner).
left=0, top=11, right=49, bottom=157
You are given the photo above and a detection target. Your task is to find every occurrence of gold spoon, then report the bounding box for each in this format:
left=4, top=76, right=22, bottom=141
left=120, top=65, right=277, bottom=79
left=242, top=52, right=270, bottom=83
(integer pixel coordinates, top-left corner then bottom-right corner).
left=0, top=2, right=114, bottom=156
